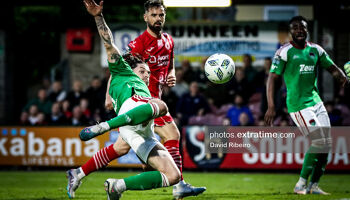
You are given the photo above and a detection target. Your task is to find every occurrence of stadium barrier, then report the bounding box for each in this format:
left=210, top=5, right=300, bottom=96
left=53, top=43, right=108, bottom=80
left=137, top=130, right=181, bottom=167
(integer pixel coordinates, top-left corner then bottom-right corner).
left=1, top=126, right=349, bottom=171
left=182, top=126, right=350, bottom=170
left=0, top=127, right=141, bottom=168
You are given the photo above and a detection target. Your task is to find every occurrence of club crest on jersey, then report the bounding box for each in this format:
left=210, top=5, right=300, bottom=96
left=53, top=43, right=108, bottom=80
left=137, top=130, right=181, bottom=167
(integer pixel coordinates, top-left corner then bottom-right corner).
left=309, top=119, right=316, bottom=126
left=309, top=52, right=315, bottom=58
left=157, top=39, right=163, bottom=48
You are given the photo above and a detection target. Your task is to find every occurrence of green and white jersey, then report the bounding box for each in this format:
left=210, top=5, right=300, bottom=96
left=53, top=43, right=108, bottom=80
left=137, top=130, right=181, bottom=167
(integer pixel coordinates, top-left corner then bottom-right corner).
left=108, top=57, right=151, bottom=114
left=270, top=42, right=334, bottom=113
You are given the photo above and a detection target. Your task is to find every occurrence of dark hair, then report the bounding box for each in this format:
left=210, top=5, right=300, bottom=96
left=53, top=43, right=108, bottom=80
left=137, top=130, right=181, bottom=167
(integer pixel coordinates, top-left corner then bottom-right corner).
left=123, top=53, right=145, bottom=69
left=289, top=16, right=308, bottom=27
left=144, top=0, right=166, bottom=13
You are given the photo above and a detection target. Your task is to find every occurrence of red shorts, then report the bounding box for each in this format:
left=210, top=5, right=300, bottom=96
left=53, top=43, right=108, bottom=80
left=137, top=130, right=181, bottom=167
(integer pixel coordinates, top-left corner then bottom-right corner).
left=154, top=113, right=174, bottom=126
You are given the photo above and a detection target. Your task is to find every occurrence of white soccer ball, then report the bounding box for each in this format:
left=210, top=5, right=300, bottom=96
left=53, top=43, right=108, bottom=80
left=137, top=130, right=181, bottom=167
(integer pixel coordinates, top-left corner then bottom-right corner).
left=204, top=53, right=235, bottom=84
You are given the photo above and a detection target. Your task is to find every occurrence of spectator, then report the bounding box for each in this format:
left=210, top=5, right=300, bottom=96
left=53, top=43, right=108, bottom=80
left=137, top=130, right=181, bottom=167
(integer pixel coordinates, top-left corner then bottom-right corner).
left=259, top=57, right=284, bottom=117
left=28, top=105, right=46, bottom=125
left=162, top=86, right=178, bottom=116
left=171, top=69, right=189, bottom=98
left=23, top=88, right=52, bottom=115
left=325, top=101, right=343, bottom=126
left=19, top=111, right=30, bottom=125
left=80, top=98, right=91, bottom=119
left=62, top=100, right=73, bottom=120
left=194, top=57, right=209, bottom=86
left=226, top=67, right=251, bottom=101
left=242, top=54, right=257, bottom=84
left=48, top=81, right=67, bottom=103
left=176, top=81, right=211, bottom=126
left=85, top=76, right=105, bottom=114
left=180, top=59, right=195, bottom=84
left=66, top=80, right=86, bottom=109
left=238, top=112, right=253, bottom=126
left=71, top=106, right=88, bottom=126
left=226, top=94, right=254, bottom=126
left=47, top=102, right=67, bottom=125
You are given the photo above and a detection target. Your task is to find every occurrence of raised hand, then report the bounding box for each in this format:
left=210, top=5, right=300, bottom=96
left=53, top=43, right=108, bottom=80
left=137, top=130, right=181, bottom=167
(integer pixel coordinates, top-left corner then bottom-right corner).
left=83, top=0, right=103, bottom=17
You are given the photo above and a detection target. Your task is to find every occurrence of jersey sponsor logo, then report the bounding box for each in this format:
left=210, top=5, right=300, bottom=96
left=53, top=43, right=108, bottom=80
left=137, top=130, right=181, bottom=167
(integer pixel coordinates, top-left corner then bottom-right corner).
left=299, top=64, right=315, bottom=74
left=147, top=54, right=170, bottom=66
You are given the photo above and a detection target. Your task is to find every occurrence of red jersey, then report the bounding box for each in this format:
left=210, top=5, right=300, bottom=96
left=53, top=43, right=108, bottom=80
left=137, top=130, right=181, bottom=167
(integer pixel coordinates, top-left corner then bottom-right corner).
left=128, top=30, right=174, bottom=98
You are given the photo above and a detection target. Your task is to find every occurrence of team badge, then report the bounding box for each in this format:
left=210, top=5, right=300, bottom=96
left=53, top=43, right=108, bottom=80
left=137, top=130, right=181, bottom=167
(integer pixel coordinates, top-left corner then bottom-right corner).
left=309, top=52, right=315, bottom=58
left=309, top=119, right=316, bottom=126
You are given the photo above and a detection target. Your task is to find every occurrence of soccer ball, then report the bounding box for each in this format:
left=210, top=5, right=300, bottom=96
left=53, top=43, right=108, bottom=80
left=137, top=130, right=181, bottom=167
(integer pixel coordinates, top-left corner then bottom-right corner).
left=204, top=53, right=235, bottom=84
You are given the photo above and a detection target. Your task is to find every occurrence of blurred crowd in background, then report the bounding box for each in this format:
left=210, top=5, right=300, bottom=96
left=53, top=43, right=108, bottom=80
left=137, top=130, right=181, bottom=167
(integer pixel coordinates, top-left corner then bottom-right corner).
left=20, top=54, right=350, bottom=127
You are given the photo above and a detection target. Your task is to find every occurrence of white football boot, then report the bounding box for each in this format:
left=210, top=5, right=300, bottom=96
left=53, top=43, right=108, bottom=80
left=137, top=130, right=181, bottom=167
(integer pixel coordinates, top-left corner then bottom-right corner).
left=173, top=180, right=206, bottom=199
left=104, top=179, right=123, bottom=200
left=66, top=169, right=82, bottom=199
left=293, top=183, right=307, bottom=195
left=308, top=183, right=330, bottom=195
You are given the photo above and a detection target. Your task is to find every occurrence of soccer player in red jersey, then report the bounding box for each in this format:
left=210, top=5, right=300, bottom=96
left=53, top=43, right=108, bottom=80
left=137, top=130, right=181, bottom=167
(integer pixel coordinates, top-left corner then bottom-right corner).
left=105, top=0, right=206, bottom=198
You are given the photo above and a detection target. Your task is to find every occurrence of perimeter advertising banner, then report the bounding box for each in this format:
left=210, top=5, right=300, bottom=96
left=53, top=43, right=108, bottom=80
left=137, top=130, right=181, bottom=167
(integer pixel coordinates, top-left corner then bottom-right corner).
left=0, top=127, right=142, bottom=167
left=101, top=22, right=280, bottom=67
left=182, top=126, right=350, bottom=170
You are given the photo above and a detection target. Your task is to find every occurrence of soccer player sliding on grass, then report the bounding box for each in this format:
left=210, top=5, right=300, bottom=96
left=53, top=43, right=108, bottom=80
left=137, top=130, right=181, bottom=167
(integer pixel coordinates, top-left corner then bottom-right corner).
left=67, top=0, right=181, bottom=199
left=265, top=16, right=349, bottom=195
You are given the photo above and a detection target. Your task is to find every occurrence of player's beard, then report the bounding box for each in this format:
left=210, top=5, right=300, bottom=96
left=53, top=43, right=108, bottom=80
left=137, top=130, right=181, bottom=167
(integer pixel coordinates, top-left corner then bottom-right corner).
left=148, top=21, right=163, bottom=34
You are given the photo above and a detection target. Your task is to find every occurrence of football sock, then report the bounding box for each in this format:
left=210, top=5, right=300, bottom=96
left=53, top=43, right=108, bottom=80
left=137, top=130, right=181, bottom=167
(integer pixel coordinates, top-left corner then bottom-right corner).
left=123, top=171, right=169, bottom=190
left=296, top=177, right=307, bottom=186
left=164, top=140, right=184, bottom=181
left=300, top=146, right=319, bottom=180
left=80, top=144, right=119, bottom=178
left=310, top=153, right=328, bottom=183
left=107, top=103, right=157, bottom=129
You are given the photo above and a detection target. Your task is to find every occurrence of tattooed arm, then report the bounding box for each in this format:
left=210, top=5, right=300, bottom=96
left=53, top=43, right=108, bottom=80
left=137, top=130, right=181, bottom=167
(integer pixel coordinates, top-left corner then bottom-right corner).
left=83, top=0, right=121, bottom=63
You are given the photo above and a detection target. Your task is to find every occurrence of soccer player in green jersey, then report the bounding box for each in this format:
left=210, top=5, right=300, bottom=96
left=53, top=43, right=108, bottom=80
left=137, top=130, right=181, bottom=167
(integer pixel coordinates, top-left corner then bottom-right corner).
left=67, top=0, right=181, bottom=199
left=264, top=16, right=349, bottom=195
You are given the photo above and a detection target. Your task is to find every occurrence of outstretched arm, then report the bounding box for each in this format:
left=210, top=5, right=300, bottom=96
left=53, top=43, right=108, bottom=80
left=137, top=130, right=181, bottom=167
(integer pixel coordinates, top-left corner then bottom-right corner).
left=327, top=64, right=349, bottom=88
left=166, top=58, right=176, bottom=87
left=105, top=75, right=113, bottom=110
left=264, top=72, right=280, bottom=126
left=83, top=0, right=121, bottom=63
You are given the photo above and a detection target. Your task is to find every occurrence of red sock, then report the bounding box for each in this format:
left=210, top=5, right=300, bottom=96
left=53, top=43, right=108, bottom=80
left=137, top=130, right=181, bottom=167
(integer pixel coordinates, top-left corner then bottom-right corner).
left=81, top=144, right=119, bottom=175
left=164, top=140, right=183, bottom=180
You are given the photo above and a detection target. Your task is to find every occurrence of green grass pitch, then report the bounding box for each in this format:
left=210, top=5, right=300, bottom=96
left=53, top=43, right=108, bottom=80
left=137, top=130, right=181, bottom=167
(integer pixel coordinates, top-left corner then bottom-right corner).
left=0, top=171, right=349, bottom=199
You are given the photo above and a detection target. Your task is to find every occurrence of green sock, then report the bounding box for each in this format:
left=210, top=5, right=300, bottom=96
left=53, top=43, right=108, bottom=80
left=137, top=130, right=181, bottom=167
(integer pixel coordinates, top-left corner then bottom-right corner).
left=124, top=171, right=165, bottom=190
left=310, top=153, right=328, bottom=183
left=300, top=146, right=319, bottom=180
left=107, top=103, right=154, bottom=129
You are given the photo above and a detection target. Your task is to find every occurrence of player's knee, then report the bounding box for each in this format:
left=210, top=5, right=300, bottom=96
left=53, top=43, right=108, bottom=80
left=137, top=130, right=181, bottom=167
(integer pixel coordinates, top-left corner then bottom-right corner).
left=113, top=142, right=128, bottom=156
left=166, top=168, right=181, bottom=186
left=149, top=99, right=168, bottom=117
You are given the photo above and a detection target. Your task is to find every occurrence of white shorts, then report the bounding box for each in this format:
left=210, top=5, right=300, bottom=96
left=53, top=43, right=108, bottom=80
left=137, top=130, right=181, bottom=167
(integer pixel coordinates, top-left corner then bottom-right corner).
left=290, top=102, right=330, bottom=136
left=118, top=95, right=162, bottom=163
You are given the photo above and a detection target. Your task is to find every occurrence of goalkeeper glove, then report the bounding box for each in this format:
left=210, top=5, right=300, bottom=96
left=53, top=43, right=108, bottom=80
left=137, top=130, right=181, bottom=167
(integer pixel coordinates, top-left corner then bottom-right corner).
left=345, top=61, right=350, bottom=78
